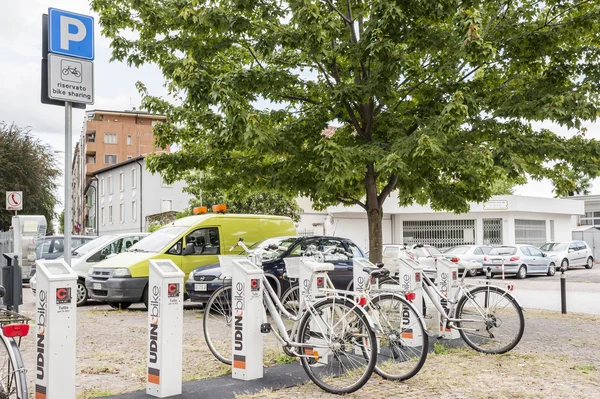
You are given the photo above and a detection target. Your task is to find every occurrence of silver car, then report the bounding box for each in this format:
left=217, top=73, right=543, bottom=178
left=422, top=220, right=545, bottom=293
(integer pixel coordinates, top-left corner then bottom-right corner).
left=443, top=245, right=492, bottom=276
left=483, top=245, right=556, bottom=279
left=540, top=241, right=594, bottom=270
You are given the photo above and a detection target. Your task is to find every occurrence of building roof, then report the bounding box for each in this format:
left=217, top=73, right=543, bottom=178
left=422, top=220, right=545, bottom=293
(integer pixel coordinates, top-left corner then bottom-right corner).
left=85, top=109, right=167, bottom=120
left=91, top=155, right=146, bottom=176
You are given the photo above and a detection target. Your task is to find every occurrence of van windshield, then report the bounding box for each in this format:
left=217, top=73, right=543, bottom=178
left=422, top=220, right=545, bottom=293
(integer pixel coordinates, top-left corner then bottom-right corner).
left=128, top=226, right=188, bottom=253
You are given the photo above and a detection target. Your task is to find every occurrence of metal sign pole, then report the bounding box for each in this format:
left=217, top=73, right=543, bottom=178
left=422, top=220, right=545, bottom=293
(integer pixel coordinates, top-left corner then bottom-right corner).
left=64, top=101, right=72, bottom=266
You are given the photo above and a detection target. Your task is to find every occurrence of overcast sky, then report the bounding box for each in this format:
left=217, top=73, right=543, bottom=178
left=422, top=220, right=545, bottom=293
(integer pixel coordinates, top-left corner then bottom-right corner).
left=1, top=0, right=599, bottom=217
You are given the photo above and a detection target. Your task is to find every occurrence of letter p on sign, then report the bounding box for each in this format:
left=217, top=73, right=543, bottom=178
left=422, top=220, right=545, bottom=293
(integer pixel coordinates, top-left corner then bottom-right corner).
left=48, top=8, right=94, bottom=60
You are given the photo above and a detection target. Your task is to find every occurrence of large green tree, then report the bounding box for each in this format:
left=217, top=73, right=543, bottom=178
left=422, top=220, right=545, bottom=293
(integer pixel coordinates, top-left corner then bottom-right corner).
left=94, top=0, right=600, bottom=261
left=0, top=122, right=61, bottom=231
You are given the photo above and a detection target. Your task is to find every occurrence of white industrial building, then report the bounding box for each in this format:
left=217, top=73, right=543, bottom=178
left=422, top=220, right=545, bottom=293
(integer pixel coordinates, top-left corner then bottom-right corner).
left=86, top=156, right=191, bottom=235
left=297, top=194, right=584, bottom=252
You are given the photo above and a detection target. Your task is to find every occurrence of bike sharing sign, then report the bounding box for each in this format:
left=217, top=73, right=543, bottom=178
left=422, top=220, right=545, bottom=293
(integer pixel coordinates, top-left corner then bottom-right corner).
left=43, top=8, right=94, bottom=105
left=48, top=53, right=93, bottom=103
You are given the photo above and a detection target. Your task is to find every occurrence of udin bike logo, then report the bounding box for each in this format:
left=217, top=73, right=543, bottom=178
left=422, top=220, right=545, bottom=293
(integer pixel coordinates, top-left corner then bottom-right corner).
left=439, top=272, right=451, bottom=333
left=148, top=285, right=161, bottom=384
left=36, top=289, right=47, bottom=398
left=56, top=287, right=71, bottom=304
left=233, top=282, right=246, bottom=370
left=250, top=279, right=260, bottom=292
left=167, top=283, right=179, bottom=298
left=355, top=276, right=365, bottom=292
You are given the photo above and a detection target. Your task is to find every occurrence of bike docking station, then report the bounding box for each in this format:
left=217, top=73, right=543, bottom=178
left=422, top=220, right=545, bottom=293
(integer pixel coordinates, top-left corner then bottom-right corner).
left=231, top=258, right=265, bottom=381
left=147, top=259, right=185, bottom=398
left=35, top=259, right=78, bottom=399
left=436, top=259, right=460, bottom=339
left=389, top=257, right=425, bottom=346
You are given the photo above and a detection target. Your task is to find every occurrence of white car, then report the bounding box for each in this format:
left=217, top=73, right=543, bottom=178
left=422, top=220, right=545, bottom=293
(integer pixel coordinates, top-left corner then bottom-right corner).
left=31, top=233, right=149, bottom=306
left=410, top=244, right=480, bottom=280
left=540, top=241, right=594, bottom=270
left=443, top=245, right=492, bottom=277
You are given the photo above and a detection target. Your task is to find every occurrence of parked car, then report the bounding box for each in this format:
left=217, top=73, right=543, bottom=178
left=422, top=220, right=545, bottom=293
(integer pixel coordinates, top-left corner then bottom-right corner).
left=406, top=244, right=480, bottom=280
left=86, top=214, right=297, bottom=309
left=186, top=235, right=364, bottom=304
left=540, top=241, right=594, bottom=270
left=31, top=233, right=150, bottom=305
left=35, top=235, right=96, bottom=261
left=482, top=245, right=556, bottom=279
left=442, top=245, right=492, bottom=276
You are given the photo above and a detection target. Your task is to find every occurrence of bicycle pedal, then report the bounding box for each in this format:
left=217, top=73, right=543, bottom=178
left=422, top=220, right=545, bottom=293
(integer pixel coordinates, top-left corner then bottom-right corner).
left=260, top=323, right=272, bottom=333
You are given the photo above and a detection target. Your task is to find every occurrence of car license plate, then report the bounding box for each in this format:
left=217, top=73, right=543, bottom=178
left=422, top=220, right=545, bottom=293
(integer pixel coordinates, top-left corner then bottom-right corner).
left=492, top=259, right=502, bottom=264
left=93, top=283, right=102, bottom=290
left=195, top=283, right=207, bottom=291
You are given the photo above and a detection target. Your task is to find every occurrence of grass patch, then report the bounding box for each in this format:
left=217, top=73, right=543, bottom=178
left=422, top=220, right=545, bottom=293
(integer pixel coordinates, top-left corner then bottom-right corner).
left=572, top=364, right=597, bottom=374
left=182, top=361, right=231, bottom=381
left=267, top=353, right=296, bottom=366
left=89, top=350, right=126, bottom=362
left=77, top=388, right=120, bottom=399
left=433, top=342, right=449, bottom=355
left=81, top=365, right=119, bottom=374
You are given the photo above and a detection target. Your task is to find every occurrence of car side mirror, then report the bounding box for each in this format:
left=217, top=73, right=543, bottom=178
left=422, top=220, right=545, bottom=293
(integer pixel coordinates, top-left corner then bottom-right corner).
left=184, top=244, right=195, bottom=255
left=568, top=248, right=574, bottom=253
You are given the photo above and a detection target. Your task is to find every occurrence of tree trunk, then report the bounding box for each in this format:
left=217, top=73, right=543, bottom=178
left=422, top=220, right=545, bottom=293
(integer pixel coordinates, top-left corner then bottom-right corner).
left=365, top=163, right=383, bottom=262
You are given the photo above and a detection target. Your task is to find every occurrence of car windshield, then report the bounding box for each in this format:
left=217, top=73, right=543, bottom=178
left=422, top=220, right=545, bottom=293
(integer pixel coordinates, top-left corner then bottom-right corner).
left=488, top=247, right=517, bottom=256
left=540, top=243, right=568, bottom=251
left=444, top=246, right=470, bottom=255
left=71, top=235, right=118, bottom=257
left=246, top=237, right=298, bottom=260
left=128, top=226, right=188, bottom=253
left=427, top=246, right=442, bottom=256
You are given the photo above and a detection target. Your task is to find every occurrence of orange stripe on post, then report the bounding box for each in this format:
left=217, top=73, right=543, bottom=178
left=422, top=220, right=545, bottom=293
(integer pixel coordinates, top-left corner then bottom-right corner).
left=36, top=394, right=46, bottom=399
left=148, top=374, right=160, bottom=384
left=233, top=360, right=246, bottom=369
left=401, top=332, right=413, bottom=339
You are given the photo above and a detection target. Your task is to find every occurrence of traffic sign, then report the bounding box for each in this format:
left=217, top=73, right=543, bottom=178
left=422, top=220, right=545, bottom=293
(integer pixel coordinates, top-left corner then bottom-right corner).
left=48, top=53, right=94, bottom=104
left=6, top=192, right=23, bottom=211
left=48, top=8, right=94, bottom=60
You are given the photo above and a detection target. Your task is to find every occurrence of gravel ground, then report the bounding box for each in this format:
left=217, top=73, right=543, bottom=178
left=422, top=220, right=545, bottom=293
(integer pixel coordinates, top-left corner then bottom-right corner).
left=15, top=279, right=600, bottom=399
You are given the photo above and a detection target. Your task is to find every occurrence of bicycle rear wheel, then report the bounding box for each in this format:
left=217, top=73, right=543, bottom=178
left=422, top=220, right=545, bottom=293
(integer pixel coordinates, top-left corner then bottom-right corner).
left=455, top=285, right=524, bottom=354
left=280, top=285, right=300, bottom=317
left=0, top=336, right=27, bottom=398
left=203, top=285, right=233, bottom=365
left=370, top=293, right=428, bottom=381
left=298, top=296, right=377, bottom=395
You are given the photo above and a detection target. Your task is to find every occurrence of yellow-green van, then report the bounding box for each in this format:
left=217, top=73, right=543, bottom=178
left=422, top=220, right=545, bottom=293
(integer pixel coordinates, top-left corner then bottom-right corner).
left=85, top=214, right=296, bottom=309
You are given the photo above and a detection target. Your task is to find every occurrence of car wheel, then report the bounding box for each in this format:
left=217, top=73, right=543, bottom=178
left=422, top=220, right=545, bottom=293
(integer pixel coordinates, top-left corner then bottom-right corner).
left=76, top=279, right=88, bottom=307
left=516, top=265, right=527, bottom=279
left=142, top=285, right=149, bottom=309
left=561, top=258, right=569, bottom=270
left=108, top=302, right=132, bottom=310
left=547, top=263, right=556, bottom=277
left=586, top=257, right=594, bottom=269
left=467, top=268, right=478, bottom=277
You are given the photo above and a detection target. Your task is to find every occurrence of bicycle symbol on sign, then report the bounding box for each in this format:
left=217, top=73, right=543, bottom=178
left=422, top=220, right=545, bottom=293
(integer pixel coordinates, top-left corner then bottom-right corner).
left=62, top=66, right=81, bottom=77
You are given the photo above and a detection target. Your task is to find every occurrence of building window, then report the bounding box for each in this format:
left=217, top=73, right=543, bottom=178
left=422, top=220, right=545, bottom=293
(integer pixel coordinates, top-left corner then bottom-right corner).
left=105, top=154, right=117, bottom=164
left=515, top=219, right=546, bottom=247
left=402, top=219, right=476, bottom=248
left=161, top=199, right=173, bottom=212
left=132, top=201, right=137, bottom=221
left=86, top=155, right=96, bottom=164
left=119, top=172, right=124, bottom=192
left=100, top=207, right=105, bottom=225
left=127, top=156, right=132, bottom=160
left=108, top=205, right=113, bottom=224
left=131, top=169, right=137, bottom=188
left=104, top=133, right=117, bottom=144
left=100, top=178, right=105, bottom=196
left=108, top=175, right=113, bottom=194
left=127, top=135, right=132, bottom=145
left=119, top=203, right=124, bottom=223
left=86, top=132, right=95, bottom=142
left=483, top=218, right=503, bottom=246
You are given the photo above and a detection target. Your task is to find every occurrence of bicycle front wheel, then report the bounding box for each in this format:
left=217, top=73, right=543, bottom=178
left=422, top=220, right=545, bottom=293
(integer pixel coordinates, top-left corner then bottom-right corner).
left=280, top=285, right=300, bottom=317
left=298, top=297, right=377, bottom=395
left=203, top=285, right=233, bottom=365
left=0, top=336, right=27, bottom=399
left=455, top=285, right=525, bottom=354
left=370, top=293, right=428, bottom=381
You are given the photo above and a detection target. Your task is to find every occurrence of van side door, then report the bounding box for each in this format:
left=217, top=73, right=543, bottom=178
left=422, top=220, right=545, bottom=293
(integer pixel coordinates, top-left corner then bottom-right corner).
left=180, top=227, right=221, bottom=275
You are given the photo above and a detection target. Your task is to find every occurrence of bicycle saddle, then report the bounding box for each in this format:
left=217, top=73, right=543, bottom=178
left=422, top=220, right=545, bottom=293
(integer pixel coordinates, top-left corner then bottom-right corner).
left=362, top=267, right=390, bottom=279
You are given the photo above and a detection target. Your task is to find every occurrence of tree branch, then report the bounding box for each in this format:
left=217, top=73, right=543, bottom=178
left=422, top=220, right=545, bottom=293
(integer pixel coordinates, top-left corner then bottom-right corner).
left=378, top=174, right=399, bottom=208
left=322, top=0, right=352, bottom=24
left=280, top=95, right=322, bottom=105
left=337, top=196, right=367, bottom=210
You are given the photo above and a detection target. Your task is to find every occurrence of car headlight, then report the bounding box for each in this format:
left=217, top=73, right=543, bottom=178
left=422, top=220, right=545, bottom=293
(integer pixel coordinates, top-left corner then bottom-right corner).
left=87, top=268, right=95, bottom=276
left=112, top=268, right=131, bottom=278
left=188, top=271, right=195, bottom=280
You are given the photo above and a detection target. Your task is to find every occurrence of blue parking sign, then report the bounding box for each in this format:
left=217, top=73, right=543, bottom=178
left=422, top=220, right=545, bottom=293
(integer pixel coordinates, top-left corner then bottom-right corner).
left=48, top=8, right=94, bottom=60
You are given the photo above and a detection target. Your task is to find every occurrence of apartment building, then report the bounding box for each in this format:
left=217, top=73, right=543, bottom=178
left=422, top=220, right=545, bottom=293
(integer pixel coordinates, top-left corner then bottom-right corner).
left=71, top=109, right=169, bottom=234
left=87, top=156, right=191, bottom=235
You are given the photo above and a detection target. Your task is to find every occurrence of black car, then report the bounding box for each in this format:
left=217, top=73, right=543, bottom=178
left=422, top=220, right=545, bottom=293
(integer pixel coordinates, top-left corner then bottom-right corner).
left=185, top=235, right=365, bottom=303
